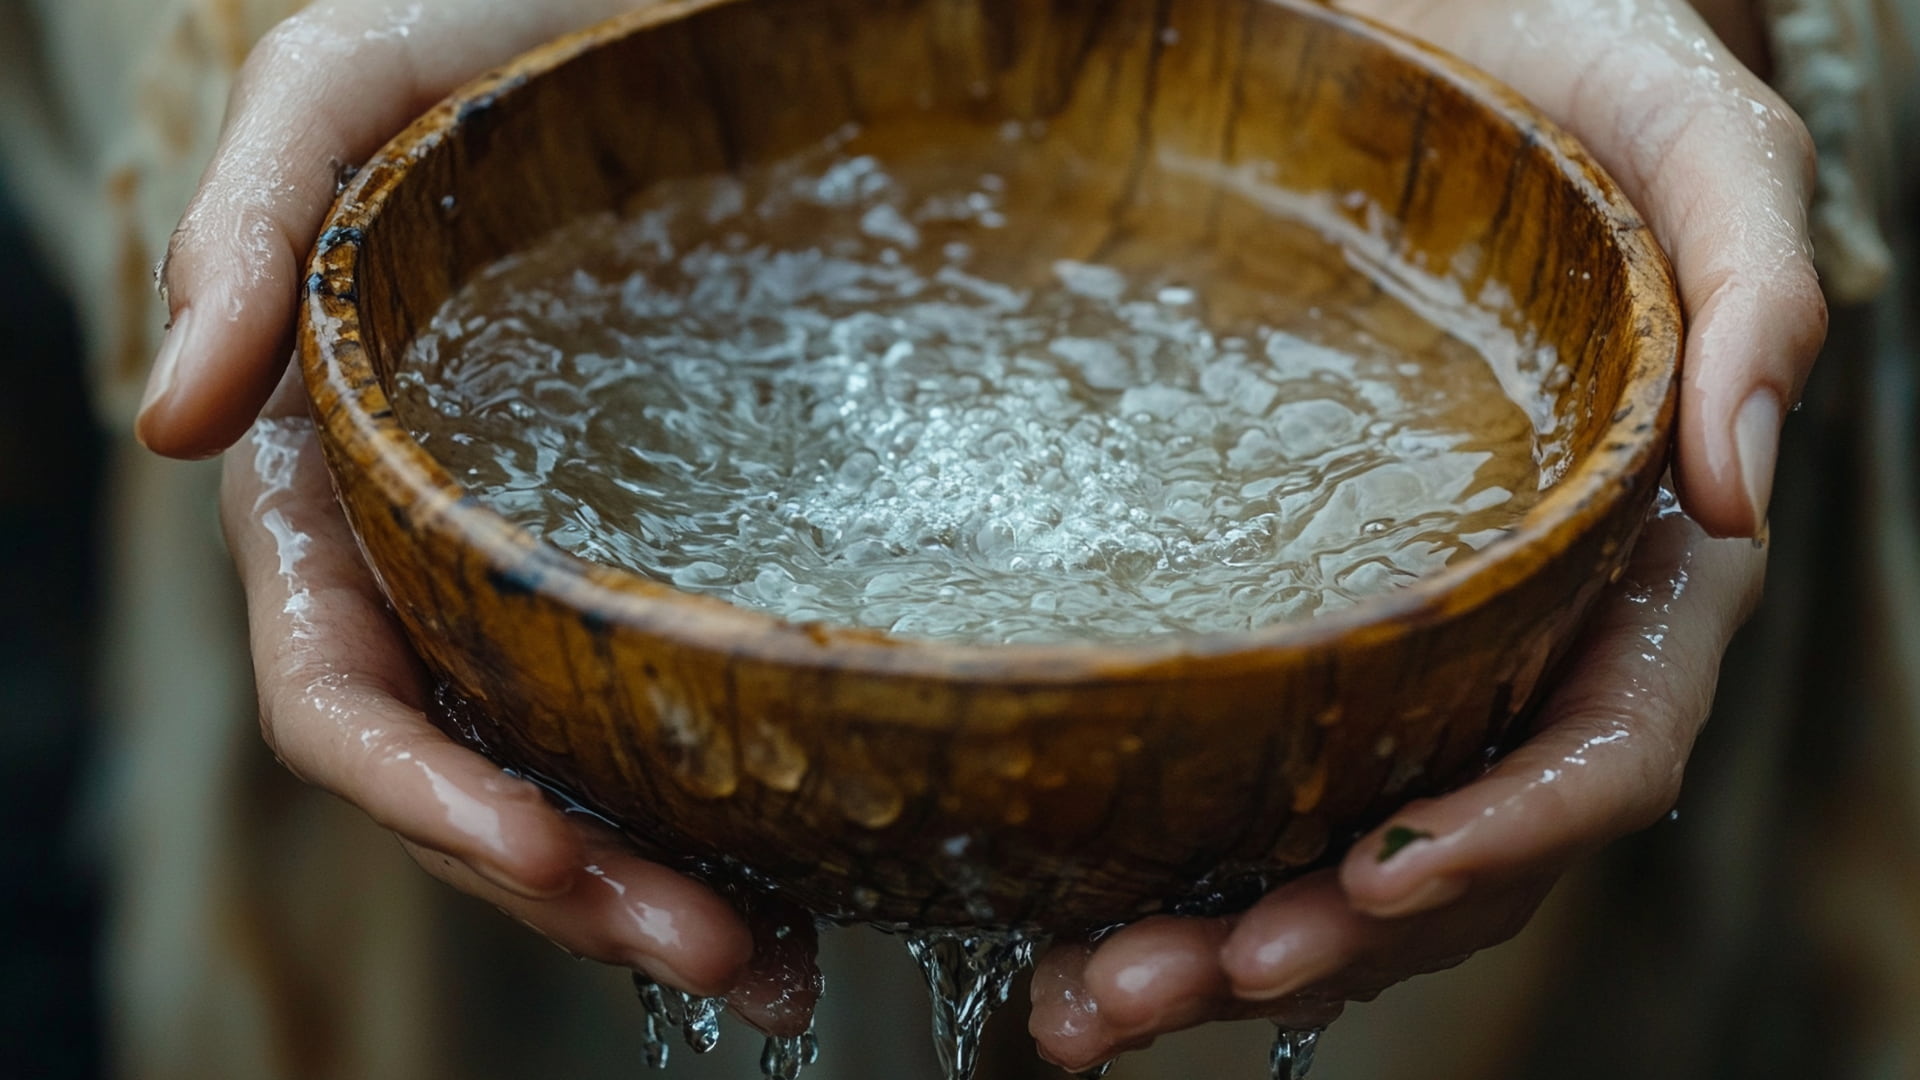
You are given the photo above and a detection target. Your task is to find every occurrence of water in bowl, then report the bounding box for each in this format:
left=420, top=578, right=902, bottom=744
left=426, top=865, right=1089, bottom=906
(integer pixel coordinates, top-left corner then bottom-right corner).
left=395, top=124, right=1556, bottom=645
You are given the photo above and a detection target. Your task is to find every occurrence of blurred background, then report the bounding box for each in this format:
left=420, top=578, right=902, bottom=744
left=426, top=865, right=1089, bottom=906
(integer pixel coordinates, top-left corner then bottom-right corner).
left=1, top=1, right=1915, bottom=1079
left=0, top=176, right=103, bottom=1079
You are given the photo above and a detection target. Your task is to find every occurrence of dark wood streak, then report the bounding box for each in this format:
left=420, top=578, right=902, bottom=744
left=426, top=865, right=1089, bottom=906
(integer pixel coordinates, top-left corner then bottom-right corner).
left=685, top=26, right=743, bottom=173
left=1201, top=0, right=1258, bottom=241
left=1394, top=73, right=1436, bottom=232
left=1058, top=0, right=1125, bottom=119
left=1087, top=0, right=1172, bottom=262
left=821, top=4, right=867, bottom=127
left=1481, top=128, right=1534, bottom=271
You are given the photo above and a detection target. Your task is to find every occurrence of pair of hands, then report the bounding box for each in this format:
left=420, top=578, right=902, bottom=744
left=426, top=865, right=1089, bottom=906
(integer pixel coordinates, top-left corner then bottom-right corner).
left=146, top=0, right=1825, bottom=1066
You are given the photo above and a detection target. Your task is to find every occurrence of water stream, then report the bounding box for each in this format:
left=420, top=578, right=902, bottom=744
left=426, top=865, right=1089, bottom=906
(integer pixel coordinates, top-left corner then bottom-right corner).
left=628, top=931, right=1330, bottom=1077
left=760, top=1026, right=822, bottom=1080
left=904, top=929, right=1039, bottom=1080
left=632, top=973, right=726, bottom=1067
left=1268, top=1026, right=1324, bottom=1080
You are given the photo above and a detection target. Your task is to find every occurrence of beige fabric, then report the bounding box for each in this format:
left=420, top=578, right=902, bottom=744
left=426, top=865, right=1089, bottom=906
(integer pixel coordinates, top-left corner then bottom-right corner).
left=0, top=0, right=1912, bottom=1077
left=1764, top=0, right=1903, bottom=300
left=0, top=0, right=296, bottom=426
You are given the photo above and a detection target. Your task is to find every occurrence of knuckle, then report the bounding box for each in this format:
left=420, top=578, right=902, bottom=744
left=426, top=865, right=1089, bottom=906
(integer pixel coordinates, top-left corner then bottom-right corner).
left=1541, top=703, right=1693, bottom=832
left=1761, top=94, right=1818, bottom=173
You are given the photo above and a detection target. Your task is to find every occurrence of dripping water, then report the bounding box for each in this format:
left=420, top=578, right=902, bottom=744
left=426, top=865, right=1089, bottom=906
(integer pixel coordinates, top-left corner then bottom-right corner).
left=631, top=973, right=726, bottom=1067
left=1269, top=1026, right=1324, bottom=1080
left=759, top=1025, right=821, bottom=1080
left=1078, top=1062, right=1114, bottom=1078
left=905, top=929, right=1039, bottom=1080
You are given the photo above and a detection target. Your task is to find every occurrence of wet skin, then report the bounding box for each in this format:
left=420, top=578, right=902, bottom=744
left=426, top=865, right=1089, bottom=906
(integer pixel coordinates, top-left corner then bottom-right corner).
left=150, top=0, right=1819, bottom=1061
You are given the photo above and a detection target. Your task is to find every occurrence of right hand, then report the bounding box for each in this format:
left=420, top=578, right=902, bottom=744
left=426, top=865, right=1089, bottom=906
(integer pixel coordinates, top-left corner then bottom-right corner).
left=156, top=0, right=819, bottom=1027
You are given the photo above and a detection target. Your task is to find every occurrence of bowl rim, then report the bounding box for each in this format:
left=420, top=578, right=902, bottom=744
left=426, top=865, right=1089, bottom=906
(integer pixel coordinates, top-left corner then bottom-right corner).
left=299, top=0, right=1681, bottom=685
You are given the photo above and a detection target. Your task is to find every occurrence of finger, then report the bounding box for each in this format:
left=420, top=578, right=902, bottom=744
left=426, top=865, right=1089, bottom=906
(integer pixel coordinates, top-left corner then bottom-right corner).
left=1380, top=0, right=1825, bottom=537
left=138, top=0, right=645, bottom=458
left=1222, top=870, right=1552, bottom=1003
left=1029, top=910, right=1352, bottom=1070
left=1029, top=940, right=1143, bottom=1074
left=401, top=822, right=753, bottom=997
left=1079, top=917, right=1236, bottom=1042
left=223, top=414, right=580, bottom=898
left=1589, top=38, right=1825, bottom=539
left=1217, top=872, right=1372, bottom=1004
left=1339, top=500, right=1766, bottom=918
left=723, top=890, right=823, bottom=1037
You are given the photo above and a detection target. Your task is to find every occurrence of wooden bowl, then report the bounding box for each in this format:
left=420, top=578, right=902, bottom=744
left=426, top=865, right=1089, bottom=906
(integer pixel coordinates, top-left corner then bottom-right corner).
left=301, top=0, right=1679, bottom=932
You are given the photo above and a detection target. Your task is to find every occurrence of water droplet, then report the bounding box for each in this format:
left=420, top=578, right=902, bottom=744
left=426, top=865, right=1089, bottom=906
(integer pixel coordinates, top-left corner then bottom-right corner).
left=1269, top=1026, right=1324, bottom=1080
left=833, top=771, right=905, bottom=828
left=637, top=1002, right=671, bottom=1067
left=905, top=929, right=1038, bottom=1080
left=633, top=972, right=726, bottom=1067
left=646, top=682, right=739, bottom=798
left=760, top=1025, right=821, bottom=1080
left=741, top=715, right=810, bottom=792
left=1079, top=1063, right=1115, bottom=1078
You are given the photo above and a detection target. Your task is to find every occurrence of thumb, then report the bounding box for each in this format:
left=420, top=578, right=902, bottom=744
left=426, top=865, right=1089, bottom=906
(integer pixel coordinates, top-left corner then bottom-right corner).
left=1347, top=0, right=1828, bottom=538
left=1557, top=13, right=1828, bottom=537
left=137, top=0, right=640, bottom=459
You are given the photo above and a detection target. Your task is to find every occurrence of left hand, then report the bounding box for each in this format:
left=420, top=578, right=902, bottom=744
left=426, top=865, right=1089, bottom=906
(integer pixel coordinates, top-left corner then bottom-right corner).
left=1029, top=0, right=1819, bottom=1066
left=1031, top=496, right=1765, bottom=1067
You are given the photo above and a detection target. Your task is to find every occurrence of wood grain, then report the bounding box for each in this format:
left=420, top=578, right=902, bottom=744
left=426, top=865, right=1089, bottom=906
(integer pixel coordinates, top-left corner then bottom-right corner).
left=299, top=0, right=1680, bottom=932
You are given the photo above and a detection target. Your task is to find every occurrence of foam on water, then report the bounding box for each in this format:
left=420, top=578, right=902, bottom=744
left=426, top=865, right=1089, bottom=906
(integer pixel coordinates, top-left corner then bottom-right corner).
left=397, top=132, right=1545, bottom=644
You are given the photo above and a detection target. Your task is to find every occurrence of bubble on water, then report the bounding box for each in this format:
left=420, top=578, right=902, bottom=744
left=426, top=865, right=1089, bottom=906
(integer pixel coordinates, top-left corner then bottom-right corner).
left=905, top=929, right=1038, bottom=1080
left=1054, top=259, right=1129, bottom=301
left=861, top=203, right=921, bottom=249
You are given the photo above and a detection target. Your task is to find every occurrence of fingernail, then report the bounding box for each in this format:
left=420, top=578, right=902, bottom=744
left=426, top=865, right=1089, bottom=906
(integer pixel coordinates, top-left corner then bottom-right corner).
left=464, top=855, right=571, bottom=902
left=1734, top=388, right=1782, bottom=535
left=1356, top=874, right=1468, bottom=919
left=1230, top=930, right=1346, bottom=1003
left=136, top=308, right=194, bottom=440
